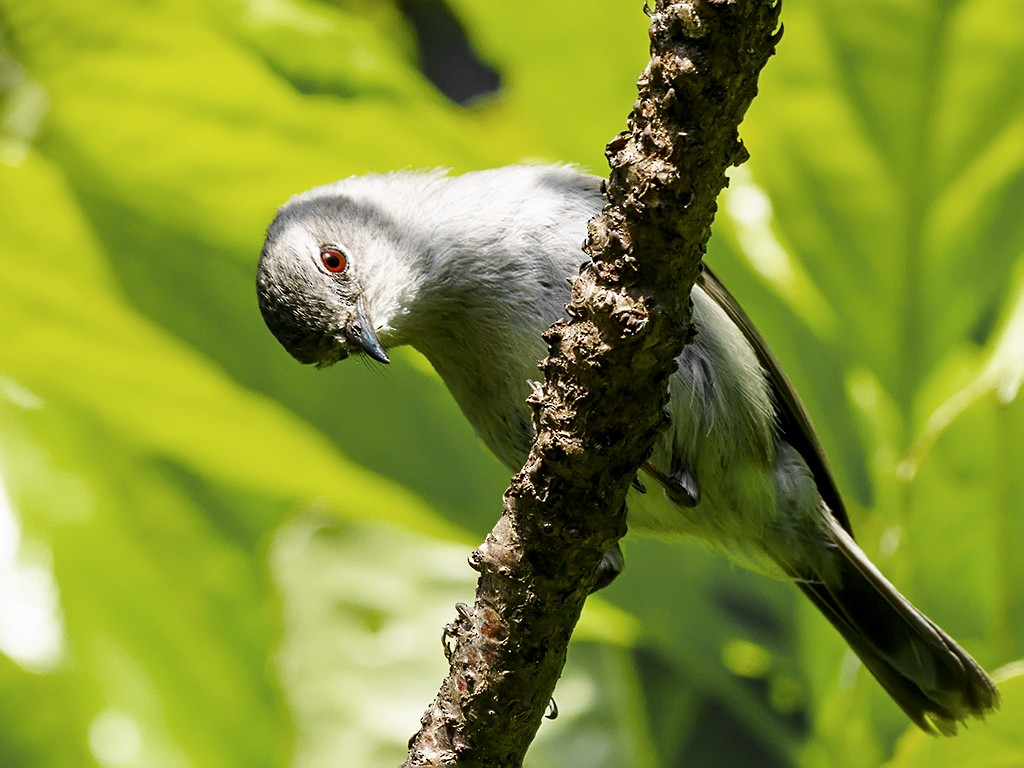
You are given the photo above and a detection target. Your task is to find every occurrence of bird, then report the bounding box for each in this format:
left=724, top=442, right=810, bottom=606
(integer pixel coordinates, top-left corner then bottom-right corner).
left=255, top=164, right=999, bottom=735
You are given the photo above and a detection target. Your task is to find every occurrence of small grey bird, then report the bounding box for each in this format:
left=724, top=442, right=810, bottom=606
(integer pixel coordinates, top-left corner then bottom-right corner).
left=256, top=164, right=998, bottom=735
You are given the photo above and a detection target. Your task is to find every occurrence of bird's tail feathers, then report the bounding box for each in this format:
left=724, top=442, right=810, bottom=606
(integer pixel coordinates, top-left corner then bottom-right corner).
left=786, top=520, right=999, bottom=735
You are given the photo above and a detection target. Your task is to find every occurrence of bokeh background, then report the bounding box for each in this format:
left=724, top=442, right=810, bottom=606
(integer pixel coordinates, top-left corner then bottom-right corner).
left=1, top=0, right=1023, bottom=765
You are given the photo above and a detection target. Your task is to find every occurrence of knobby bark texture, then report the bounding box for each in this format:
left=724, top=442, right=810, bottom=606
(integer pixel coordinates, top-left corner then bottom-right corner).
left=403, top=2, right=782, bottom=765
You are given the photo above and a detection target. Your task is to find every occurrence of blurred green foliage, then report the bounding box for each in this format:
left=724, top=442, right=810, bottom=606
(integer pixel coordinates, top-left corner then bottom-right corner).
left=0, top=0, right=1022, bottom=765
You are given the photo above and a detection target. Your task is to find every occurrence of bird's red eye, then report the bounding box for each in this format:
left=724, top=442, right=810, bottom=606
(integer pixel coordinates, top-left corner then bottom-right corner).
left=320, top=247, right=347, bottom=273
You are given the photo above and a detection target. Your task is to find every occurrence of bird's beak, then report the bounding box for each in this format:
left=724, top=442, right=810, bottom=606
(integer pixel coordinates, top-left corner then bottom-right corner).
left=345, top=305, right=390, bottom=364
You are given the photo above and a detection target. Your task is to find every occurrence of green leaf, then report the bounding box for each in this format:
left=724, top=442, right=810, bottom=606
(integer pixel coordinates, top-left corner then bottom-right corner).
left=744, top=0, right=1024, bottom=419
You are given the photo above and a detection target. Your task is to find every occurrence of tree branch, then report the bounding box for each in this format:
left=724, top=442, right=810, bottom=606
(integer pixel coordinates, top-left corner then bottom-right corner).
left=403, top=1, right=782, bottom=765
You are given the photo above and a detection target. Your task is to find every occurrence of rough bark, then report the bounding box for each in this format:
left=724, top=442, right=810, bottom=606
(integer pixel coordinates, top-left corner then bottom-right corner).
left=403, top=1, right=782, bottom=765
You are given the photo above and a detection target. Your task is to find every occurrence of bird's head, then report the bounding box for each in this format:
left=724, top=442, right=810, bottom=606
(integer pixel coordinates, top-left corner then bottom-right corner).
left=256, top=194, right=392, bottom=367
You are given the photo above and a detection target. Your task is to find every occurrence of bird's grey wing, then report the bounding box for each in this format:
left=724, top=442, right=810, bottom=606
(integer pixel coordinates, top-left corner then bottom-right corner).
left=697, top=266, right=853, bottom=535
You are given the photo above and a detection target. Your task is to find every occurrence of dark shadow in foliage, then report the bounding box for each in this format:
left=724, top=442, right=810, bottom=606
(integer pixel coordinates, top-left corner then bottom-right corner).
left=396, top=0, right=501, bottom=105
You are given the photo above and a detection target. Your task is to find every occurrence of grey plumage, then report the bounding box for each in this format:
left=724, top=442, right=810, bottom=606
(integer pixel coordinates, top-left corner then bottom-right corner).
left=256, top=164, right=999, bottom=735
